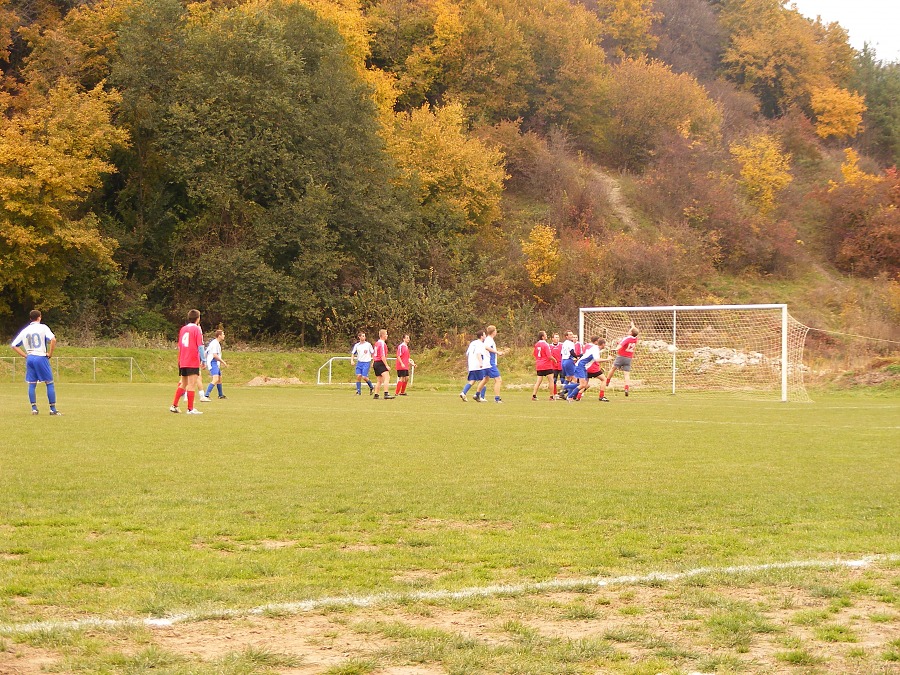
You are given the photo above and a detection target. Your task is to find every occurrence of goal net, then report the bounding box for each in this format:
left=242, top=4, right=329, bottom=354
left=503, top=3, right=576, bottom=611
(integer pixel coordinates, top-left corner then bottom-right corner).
left=579, top=304, right=810, bottom=401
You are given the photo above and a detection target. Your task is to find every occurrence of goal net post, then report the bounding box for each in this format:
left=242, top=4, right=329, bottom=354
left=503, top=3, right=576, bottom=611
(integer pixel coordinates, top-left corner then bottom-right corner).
left=579, top=304, right=810, bottom=402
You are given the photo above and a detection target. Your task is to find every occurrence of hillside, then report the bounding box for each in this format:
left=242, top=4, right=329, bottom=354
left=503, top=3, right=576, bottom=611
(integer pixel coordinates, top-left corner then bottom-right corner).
left=0, top=0, right=897, bottom=347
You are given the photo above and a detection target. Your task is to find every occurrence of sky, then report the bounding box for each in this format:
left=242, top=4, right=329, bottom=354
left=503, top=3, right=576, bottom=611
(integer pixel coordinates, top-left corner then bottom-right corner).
left=789, top=0, right=900, bottom=63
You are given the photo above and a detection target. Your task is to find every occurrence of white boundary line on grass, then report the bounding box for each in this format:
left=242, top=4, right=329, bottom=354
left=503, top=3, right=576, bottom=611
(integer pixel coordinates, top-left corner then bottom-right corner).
left=1, top=554, right=897, bottom=636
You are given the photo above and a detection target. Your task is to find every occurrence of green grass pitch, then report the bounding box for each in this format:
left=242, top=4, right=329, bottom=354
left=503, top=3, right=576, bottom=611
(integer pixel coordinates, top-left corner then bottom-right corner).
left=1, top=382, right=898, bottom=672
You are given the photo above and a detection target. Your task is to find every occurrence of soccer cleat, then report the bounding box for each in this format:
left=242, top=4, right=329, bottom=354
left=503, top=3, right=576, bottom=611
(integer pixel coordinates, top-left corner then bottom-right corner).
left=383, top=393, right=394, bottom=399
left=459, top=393, right=467, bottom=402
left=49, top=409, right=62, bottom=416
left=199, top=395, right=211, bottom=402
left=399, top=393, right=408, bottom=396
left=599, top=396, right=610, bottom=402
left=31, top=408, right=39, bottom=415
left=186, top=408, right=203, bottom=415
left=368, top=386, right=374, bottom=395
left=170, top=405, right=180, bottom=413
left=373, top=394, right=380, bottom=399
left=355, top=391, right=361, bottom=396
left=494, top=399, right=503, bottom=403
left=624, top=390, right=629, bottom=397
left=218, top=395, right=227, bottom=400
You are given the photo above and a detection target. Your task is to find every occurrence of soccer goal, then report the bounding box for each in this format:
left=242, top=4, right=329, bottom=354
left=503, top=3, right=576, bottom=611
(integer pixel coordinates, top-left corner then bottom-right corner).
left=579, top=304, right=810, bottom=401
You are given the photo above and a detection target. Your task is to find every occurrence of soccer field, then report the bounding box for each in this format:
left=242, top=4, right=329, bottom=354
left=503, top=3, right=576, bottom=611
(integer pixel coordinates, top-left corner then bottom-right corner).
left=1, top=383, right=898, bottom=673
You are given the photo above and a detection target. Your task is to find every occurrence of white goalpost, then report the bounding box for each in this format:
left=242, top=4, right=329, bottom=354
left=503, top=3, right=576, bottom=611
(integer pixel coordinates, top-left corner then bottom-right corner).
left=579, top=304, right=810, bottom=402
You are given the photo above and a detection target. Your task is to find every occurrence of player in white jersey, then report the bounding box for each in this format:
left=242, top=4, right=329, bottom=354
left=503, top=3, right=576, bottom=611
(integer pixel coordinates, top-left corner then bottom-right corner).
left=204, top=329, right=228, bottom=400
left=476, top=325, right=504, bottom=403
left=459, top=330, right=488, bottom=402
left=10, top=309, right=61, bottom=415
left=350, top=331, right=375, bottom=395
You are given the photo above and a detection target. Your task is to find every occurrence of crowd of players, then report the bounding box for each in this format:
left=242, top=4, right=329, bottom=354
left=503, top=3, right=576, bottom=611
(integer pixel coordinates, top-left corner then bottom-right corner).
left=348, top=321, right=640, bottom=404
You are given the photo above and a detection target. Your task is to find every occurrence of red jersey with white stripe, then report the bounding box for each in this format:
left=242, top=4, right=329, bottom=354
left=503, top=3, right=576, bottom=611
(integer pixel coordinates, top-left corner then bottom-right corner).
left=178, top=324, right=203, bottom=368
left=617, top=335, right=638, bottom=357
left=533, top=340, right=555, bottom=370
left=396, top=343, right=410, bottom=370
left=374, top=339, right=388, bottom=363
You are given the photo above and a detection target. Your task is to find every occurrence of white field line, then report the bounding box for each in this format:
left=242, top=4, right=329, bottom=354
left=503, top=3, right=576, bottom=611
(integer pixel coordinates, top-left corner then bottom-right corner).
left=2, top=554, right=897, bottom=636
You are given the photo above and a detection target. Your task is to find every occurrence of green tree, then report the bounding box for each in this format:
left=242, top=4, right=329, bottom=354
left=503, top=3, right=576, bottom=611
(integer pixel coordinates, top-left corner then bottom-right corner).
left=113, top=0, right=409, bottom=335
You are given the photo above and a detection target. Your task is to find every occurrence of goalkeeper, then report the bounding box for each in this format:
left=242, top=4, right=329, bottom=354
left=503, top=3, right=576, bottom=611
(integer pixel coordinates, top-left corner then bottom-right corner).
left=605, top=321, right=639, bottom=397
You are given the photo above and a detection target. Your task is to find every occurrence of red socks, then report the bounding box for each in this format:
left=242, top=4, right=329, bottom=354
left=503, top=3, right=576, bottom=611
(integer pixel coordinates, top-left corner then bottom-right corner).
left=187, top=390, right=195, bottom=410
left=173, top=388, right=185, bottom=407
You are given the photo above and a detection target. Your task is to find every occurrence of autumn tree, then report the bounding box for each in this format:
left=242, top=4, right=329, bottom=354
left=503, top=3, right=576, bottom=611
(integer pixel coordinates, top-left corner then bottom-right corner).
left=600, top=57, right=721, bottom=169
left=521, top=223, right=560, bottom=289
left=0, top=79, right=128, bottom=317
left=810, top=86, right=866, bottom=139
left=729, top=132, right=792, bottom=215
left=719, top=0, right=839, bottom=117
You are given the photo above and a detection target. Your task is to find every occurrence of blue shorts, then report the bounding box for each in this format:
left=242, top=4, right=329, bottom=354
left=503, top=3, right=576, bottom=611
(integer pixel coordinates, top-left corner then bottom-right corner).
left=562, top=359, right=576, bottom=377
left=573, top=365, right=588, bottom=380
left=208, top=360, right=221, bottom=376
left=467, top=369, right=485, bottom=381
left=355, top=361, right=371, bottom=377
left=25, top=355, right=53, bottom=383
left=485, top=366, right=501, bottom=379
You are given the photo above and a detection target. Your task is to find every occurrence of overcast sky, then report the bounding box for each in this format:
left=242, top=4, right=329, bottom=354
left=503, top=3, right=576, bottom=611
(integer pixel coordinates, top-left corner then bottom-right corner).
left=788, top=0, right=900, bottom=63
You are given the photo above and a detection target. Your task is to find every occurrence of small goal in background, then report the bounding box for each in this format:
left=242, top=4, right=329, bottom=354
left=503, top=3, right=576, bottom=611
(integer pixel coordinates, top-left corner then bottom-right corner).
left=579, top=304, right=810, bottom=402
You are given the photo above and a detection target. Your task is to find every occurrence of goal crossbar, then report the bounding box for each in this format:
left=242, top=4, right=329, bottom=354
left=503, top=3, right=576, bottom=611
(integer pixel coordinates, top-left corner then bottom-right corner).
left=579, top=304, right=809, bottom=402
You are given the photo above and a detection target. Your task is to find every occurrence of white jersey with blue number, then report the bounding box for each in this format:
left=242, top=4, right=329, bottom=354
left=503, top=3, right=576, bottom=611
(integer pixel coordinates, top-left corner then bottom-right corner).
left=11, top=322, right=55, bottom=356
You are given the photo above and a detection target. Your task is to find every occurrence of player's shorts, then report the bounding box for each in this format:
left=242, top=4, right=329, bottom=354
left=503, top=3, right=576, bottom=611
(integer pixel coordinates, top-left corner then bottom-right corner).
left=553, top=369, right=562, bottom=378
left=467, top=369, right=485, bottom=381
left=573, top=365, right=588, bottom=380
left=208, top=360, right=221, bottom=376
left=587, top=369, right=603, bottom=379
left=535, top=368, right=554, bottom=377
left=25, top=355, right=53, bottom=383
left=396, top=369, right=410, bottom=378
left=373, top=361, right=389, bottom=376
left=355, top=361, right=371, bottom=377
left=179, top=367, right=200, bottom=377
left=612, top=356, right=633, bottom=371
left=485, top=366, right=501, bottom=379
left=561, top=359, right=576, bottom=378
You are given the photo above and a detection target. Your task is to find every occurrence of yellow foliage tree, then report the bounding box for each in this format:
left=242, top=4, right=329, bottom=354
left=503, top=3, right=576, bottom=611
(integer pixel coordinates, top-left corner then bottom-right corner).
left=594, top=0, right=660, bottom=58
left=729, top=133, right=792, bottom=215
left=0, top=79, right=128, bottom=312
left=389, top=101, right=506, bottom=231
left=521, top=223, right=560, bottom=287
left=810, top=86, right=866, bottom=139
left=829, top=148, right=881, bottom=192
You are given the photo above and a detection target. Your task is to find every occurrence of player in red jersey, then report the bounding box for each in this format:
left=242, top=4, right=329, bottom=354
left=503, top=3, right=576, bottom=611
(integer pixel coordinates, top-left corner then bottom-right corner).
left=531, top=331, right=558, bottom=401
left=549, top=333, right=563, bottom=399
left=605, top=321, right=639, bottom=397
left=171, top=309, right=204, bottom=414
left=372, top=328, right=394, bottom=400
left=394, top=334, right=415, bottom=396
